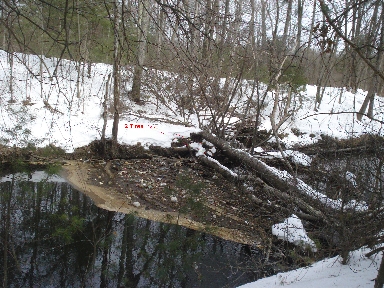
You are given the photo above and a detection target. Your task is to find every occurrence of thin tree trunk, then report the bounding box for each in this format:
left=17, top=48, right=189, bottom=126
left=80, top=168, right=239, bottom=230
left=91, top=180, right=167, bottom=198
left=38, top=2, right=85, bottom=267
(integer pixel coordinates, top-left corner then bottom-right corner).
left=261, top=0, right=267, bottom=47
left=111, top=0, right=121, bottom=154
left=307, top=0, right=316, bottom=49
left=357, top=1, right=384, bottom=120
left=375, top=253, right=384, bottom=288
left=282, top=0, right=293, bottom=46
left=131, top=0, right=150, bottom=103
left=295, top=0, right=303, bottom=51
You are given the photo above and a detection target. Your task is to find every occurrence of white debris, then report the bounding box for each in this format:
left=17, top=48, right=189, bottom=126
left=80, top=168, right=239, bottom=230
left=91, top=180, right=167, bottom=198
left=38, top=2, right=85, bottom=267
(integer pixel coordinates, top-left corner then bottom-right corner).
left=272, top=214, right=317, bottom=252
left=132, top=201, right=140, bottom=208
left=170, top=196, right=178, bottom=203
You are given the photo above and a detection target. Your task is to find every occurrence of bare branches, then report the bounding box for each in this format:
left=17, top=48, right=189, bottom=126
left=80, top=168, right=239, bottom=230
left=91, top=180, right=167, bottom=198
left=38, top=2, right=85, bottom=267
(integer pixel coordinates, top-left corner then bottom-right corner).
left=318, top=0, right=384, bottom=82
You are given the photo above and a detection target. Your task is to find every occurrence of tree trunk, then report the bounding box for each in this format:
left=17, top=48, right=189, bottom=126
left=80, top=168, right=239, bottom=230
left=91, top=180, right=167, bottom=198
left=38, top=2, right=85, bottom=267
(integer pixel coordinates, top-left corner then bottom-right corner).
left=261, top=0, right=267, bottom=47
left=357, top=1, right=384, bottom=120
left=192, top=131, right=326, bottom=221
left=111, top=0, right=121, bottom=154
left=282, top=0, right=293, bottom=46
left=295, top=0, right=303, bottom=51
left=131, top=0, right=150, bottom=103
left=375, top=253, right=384, bottom=288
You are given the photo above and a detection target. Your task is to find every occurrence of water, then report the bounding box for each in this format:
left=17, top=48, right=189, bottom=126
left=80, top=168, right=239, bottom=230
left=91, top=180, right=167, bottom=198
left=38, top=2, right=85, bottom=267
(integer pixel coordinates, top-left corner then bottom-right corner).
left=0, top=172, right=267, bottom=288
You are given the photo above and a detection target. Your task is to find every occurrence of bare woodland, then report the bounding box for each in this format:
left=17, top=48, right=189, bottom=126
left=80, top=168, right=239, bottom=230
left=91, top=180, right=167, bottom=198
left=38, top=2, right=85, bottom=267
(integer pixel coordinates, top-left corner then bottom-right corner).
left=0, top=0, right=384, bottom=287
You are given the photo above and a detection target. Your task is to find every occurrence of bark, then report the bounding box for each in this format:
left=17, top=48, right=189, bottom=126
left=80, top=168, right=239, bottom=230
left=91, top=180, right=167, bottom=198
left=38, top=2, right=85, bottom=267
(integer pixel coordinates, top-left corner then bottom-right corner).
left=307, top=0, right=316, bottom=49
left=272, top=0, right=280, bottom=43
left=201, top=0, right=212, bottom=59
left=101, top=73, right=111, bottom=157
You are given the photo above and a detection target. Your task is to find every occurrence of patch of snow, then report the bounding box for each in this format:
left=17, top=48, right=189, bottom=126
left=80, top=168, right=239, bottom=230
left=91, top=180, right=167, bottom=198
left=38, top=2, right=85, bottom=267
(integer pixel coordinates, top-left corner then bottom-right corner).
left=204, top=155, right=238, bottom=177
left=345, top=171, right=357, bottom=188
left=272, top=214, right=317, bottom=252
left=202, top=139, right=214, bottom=146
left=254, top=147, right=264, bottom=153
left=265, top=150, right=312, bottom=166
left=286, top=150, right=312, bottom=166
left=189, top=142, right=206, bottom=156
left=238, top=246, right=381, bottom=288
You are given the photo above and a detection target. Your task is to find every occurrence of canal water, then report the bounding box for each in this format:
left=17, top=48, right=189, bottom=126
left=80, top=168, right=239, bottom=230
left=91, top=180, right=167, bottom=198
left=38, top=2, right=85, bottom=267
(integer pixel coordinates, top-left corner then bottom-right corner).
left=0, top=171, right=268, bottom=288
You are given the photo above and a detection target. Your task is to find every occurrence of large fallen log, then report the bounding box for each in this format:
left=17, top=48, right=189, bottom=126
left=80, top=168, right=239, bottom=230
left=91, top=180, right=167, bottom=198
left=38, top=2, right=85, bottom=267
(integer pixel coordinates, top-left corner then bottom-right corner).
left=197, top=153, right=325, bottom=222
left=192, top=130, right=330, bottom=220
left=192, top=131, right=302, bottom=193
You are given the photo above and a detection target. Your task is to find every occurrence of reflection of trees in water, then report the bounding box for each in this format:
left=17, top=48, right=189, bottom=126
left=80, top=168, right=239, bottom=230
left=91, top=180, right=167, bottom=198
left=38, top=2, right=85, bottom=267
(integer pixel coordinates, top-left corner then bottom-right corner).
left=0, top=179, right=259, bottom=287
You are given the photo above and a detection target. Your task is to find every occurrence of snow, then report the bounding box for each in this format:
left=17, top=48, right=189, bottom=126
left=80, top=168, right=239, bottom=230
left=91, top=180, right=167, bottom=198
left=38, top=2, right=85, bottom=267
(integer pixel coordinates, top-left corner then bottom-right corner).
left=204, top=155, right=238, bottom=177
left=260, top=150, right=312, bottom=166
left=189, top=142, right=206, bottom=156
left=272, top=214, right=317, bottom=252
left=254, top=147, right=264, bottom=153
left=0, top=51, right=200, bottom=152
left=346, top=171, right=358, bottom=188
left=238, top=246, right=382, bottom=288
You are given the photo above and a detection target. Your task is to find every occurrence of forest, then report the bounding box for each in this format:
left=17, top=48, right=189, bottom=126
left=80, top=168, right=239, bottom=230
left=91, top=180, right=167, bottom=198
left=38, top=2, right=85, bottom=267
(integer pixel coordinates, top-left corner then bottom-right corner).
left=0, top=0, right=384, bottom=287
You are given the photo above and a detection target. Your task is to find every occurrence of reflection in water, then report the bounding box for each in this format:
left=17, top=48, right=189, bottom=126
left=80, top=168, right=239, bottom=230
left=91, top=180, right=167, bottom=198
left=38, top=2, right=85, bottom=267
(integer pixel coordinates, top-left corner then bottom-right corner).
left=0, top=172, right=264, bottom=288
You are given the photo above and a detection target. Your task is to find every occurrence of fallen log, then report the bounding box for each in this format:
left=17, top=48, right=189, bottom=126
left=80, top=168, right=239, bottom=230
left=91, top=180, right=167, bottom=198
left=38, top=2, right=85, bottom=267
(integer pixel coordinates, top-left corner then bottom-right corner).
left=197, top=154, right=241, bottom=182
left=192, top=131, right=301, bottom=193
left=193, top=148, right=326, bottom=222
left=192, top=130, right=329, bottom=220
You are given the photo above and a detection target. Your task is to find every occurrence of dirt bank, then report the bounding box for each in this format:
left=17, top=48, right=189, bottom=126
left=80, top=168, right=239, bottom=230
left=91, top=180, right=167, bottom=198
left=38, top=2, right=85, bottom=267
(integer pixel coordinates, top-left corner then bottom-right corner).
left=61, top=160, right=263, bottom=246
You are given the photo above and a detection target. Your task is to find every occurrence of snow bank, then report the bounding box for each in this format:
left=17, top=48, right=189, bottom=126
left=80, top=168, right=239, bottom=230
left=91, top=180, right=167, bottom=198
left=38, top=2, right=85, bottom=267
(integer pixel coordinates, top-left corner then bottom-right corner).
left=238, top=246, right=381, bottom=288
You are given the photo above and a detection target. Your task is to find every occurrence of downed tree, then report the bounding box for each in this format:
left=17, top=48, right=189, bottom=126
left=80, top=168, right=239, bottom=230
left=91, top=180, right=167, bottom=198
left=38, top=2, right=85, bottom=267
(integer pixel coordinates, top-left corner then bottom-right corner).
left=192, top=130, right=323, bottom=202
left=191, top=130, right=384, bottom=264
left=197, top=153, right=325, bottom=222
left=192, top=131, right=368, bottom=210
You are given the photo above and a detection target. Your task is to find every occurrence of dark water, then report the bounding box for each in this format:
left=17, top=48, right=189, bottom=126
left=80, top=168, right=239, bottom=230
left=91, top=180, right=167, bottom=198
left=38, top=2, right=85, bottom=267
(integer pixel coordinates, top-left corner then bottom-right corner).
left=0, top=172, right=266, bottom=288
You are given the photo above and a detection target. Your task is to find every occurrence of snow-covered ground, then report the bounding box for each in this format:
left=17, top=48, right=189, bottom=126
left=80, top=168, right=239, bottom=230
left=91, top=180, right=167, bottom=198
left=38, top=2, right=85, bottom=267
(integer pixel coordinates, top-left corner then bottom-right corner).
left=238, top=246, right=381, bottom=288
left=0, top=51, right=383, bottom=152
left=0, top=51, right=383, bottom=287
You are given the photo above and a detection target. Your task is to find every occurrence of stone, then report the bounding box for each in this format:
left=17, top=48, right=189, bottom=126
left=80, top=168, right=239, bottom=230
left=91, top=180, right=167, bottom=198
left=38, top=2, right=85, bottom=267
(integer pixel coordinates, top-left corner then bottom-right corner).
left=171, top=196, right=177, bottom=203
left=132, top=201, right=140, bottom=208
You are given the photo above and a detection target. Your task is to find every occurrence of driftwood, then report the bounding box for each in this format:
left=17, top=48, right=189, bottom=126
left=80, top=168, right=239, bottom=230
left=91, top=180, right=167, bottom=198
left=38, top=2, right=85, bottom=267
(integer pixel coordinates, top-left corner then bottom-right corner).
left=192, top=130, right=327, bottom=221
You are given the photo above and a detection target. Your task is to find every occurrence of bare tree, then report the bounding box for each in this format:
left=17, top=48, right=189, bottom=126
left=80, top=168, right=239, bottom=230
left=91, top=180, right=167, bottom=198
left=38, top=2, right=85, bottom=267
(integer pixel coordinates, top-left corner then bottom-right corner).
left=131, top=0, right=150, bottom=103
